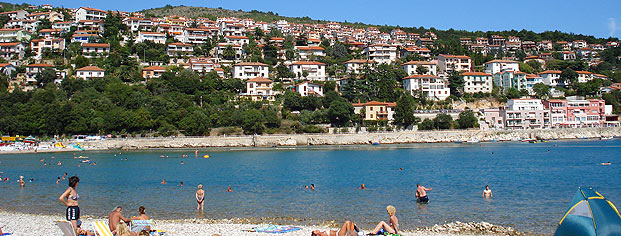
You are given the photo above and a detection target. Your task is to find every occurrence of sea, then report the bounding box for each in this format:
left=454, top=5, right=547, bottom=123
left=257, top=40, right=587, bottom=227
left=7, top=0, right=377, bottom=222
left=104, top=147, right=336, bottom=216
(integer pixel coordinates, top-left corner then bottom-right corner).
left=0, top=139, right=620, bottom=234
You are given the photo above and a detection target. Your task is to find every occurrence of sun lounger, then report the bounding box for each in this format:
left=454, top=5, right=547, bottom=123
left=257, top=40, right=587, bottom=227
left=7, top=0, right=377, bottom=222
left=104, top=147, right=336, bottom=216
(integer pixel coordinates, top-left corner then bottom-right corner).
left=56, top=220, right=77, bottom=236
left=93, top=221, right=113, bottom=236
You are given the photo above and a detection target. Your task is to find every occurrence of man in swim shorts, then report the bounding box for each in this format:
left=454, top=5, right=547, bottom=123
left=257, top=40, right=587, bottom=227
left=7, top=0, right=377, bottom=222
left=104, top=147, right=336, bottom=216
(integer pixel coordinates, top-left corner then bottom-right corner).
left=416, top=184, right=432, bottom=203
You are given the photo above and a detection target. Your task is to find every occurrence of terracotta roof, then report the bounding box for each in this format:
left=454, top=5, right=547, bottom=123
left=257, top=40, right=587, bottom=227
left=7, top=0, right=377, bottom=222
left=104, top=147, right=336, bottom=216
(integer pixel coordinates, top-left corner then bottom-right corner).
left=576, top=71, right=593, bottom=74
left=80, top=7, right=106, bottom=13
left=0, top=63, right=12, bottom=67
left=402, top=75, right=441, bottom=79
left=226, top=36, right=248, bottom=39
left=26, top=63, right=53, bottom=67
left=484, top=59, right=518, bottom=64
left=247, top=77, right=272, bottom=82
left=0, top=42, right=20, bottom=46
left=291, top=61, right=325, bottom=65
left=82, top=43, right=109, bottom=48
left=344, top=59, right=376, bottom=64
left=143, top=66, right=165, bottom=71
left=296, top=46, right=324, bottom=51
left=140, top=31, right=164, bottom=35
left=439, top=54, right=471, bottom=59
left=525, top=74, right=542, bottom=79
left=295, top=81, right=323, bottom=87
left=234, top=62, right=268, bottom=66
left=461, top=72, right=491, bottom=76
left=76, top=66, right=104, bottom=71
left=402, top=61, right=435, bottom=66
left=539, top=70, right=562, bottom=74
left=353, top=100, right=396, bottom=107
left=168, top=42, right=193, bottom=46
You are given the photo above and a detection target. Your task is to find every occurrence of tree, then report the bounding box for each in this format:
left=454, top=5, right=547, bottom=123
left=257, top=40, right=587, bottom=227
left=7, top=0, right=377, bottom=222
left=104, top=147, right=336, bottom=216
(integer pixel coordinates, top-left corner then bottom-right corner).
left=327, top=99, right=354, bottom=127
left=526, top=60, right=543, bottom=73
left=178, top=110, right=211, bottom=136
left=456, top=110, right=479, bottom=129
left=519, top=62, right=534, bottom=74
left=393, top=94, right=420, bottom=129
left=560, top=68, right=578, bottom=89
left=241, top=109, right=265, bottom=134
left=416, top=65, right=429, bottom=75
left=447, top=70, right=464, bottom=97
left=418, top=118, right=434, bottom=130
left=74, top=56, right=90, bottom=69
left=505, top=87, right=521, bottom=99
left=222, top=45, right=236, bottom=60
left=283, top=90, right=302, bottom=111
left=532, top=83, right=550, bottom=99
left=36, top=68, right=57, bottom=87
left=433, top=113, right=454, bottom=130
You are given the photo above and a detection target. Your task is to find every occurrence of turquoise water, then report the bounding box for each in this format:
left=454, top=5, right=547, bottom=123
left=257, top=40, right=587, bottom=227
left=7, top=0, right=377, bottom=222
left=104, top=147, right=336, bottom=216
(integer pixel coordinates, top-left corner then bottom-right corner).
left=0, top=140, right=620, bottom=234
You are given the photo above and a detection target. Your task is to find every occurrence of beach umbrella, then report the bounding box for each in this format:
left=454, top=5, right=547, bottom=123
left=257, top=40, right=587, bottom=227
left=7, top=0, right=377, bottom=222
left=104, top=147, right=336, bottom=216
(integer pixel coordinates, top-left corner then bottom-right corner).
left=554, top=187, right=621, bottom=236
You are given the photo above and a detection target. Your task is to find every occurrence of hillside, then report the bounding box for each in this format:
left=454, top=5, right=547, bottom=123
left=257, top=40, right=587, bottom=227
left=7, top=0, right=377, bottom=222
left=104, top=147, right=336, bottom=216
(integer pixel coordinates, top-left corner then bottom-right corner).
left=141, top=5, right=618, bottom=44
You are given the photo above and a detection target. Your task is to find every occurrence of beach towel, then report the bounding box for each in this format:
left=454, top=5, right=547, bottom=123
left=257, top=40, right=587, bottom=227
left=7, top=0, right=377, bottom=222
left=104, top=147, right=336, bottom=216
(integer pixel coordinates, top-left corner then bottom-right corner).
left=1, top=233, right=12, bottom=235
left=130, top=219, right=153, bottom=232
left=245, top=225, right=302, bottom=233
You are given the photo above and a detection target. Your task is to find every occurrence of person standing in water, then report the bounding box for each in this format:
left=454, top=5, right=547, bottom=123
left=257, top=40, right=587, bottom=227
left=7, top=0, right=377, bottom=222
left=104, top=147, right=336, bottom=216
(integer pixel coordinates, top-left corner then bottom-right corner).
left=196, top=185, right=205, bottom=211
left=59, top=176, right=80, bottom=234
left=416, top=184, right=432, bottom=203
left=18, top=176, right=25, bottom=187
left=482, top=185, right=493, bottom=198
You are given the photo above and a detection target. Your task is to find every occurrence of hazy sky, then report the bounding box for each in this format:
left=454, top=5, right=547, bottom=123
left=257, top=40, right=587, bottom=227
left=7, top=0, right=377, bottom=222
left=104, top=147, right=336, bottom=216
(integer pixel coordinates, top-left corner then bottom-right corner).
left=8, top=0, right=621, bottom=39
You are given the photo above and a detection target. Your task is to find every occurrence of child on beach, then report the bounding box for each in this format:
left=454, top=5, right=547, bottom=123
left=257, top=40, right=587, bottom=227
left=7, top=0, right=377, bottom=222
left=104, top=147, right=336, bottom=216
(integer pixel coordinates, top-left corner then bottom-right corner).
left=369, top=205, right=399, bottom=235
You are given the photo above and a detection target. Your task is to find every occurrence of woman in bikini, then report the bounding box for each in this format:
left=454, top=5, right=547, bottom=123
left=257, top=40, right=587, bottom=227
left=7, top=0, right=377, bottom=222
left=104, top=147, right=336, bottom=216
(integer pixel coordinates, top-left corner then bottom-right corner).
left=311, top=220, right=358, bottom=236
left=369, top=205, right=399, bottom=235
left=59, top=176, right=80, bottom=234
left=196, top=184, right=205, bottom=211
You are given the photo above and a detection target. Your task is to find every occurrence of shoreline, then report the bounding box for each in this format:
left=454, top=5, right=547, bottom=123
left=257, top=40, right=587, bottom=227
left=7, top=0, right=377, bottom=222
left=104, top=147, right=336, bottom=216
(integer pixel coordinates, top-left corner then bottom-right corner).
left=0, top=211, right=531, bottom=236
left=1, top=127, right=619, bottom=154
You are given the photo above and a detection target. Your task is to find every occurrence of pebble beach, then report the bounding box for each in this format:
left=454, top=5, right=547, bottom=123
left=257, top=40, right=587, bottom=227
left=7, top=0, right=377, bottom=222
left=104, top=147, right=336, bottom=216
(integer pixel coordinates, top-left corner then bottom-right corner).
left=0, top=211, right=525, bottom=236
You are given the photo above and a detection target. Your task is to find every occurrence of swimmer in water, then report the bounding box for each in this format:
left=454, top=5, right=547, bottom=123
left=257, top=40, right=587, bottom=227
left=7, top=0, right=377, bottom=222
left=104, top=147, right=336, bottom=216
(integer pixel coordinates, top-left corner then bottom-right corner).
left=57, top=177, right=61, bottom=184
left=482, top=185, right=493, bottom=198
left=180, top=161, right=184, bottom=165
left=310, top=184, right=315, bottom=191
left=161, top=179, right=167, bottom=184
left=179, top=181, right=184, bottom=186
left=19, top=176, right=25, bottom=187
left=57, top=161, right=62, bottom=166
left=601, top=162, right=612, bottom=166
left=226, top=186, right=233, bottom=192
left=360, top=184, right=366, bottom=189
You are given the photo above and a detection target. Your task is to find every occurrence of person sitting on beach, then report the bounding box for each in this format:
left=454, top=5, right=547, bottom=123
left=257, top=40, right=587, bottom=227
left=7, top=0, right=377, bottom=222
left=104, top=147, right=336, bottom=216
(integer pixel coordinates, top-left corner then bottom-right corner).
left=115, top=222, right=135, bottom=236
left=311, top=220, right=359, bottom=236
left=76, top=220, right=95, bottom=236
left=196, top=185, right=205, bottom=211
left=130, top=206, right=151, bottom=231
left=369, top=205, right=399, bottom=235
left=416, top=184, right=432, bottom=203
left=482, top=185, right=493, bottom=198
left=108, top=206, right=130, bottom=233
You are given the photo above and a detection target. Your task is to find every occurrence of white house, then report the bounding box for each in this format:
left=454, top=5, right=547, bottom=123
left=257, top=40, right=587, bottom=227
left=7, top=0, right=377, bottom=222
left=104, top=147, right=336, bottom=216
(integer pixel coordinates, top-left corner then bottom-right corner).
left=402, top=61, right=437, bottom=76
left=75, top=66, right=105, bottom=80
left=167, top=42, right=194, bottom=56
left=462, top=72, right=493, bottom=94
left=437, top=54, right=472, bottom=74
left=137, top=31, right=166, bottom=44
left=484, top=59, right=519, bottom=74
left=343, top=59, right=376, bottom=74
left=289, top=61, right=326, bottom=81
left=232, top=62, right=269, bottom=80
left=74, top=7, right=106, bottom=22
left=539, top=70, right=563, bottom=87
left=294, top=81, right=324, bottom=97
left=242, top=77, right=275, bottom=101
left=0, top=42, right=24, bottom=60
left=364, top=44, right=398, bottom=64
left=82, top=43, right=110, bottom=57
left=295, top=46, right=325, bottom=60
left=402, top=75, right=450, bottom=100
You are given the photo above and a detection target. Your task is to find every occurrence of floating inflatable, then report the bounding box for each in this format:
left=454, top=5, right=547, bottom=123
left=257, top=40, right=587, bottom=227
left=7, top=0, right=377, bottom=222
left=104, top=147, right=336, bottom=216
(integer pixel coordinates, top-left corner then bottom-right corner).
left=203, top=155, right=210, bottom=158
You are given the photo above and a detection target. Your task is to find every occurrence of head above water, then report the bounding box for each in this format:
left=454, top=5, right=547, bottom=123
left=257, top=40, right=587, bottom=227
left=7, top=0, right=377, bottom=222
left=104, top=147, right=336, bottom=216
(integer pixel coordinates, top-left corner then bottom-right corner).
left=386, top=205, right=396, bottom=215
left=68, top=176, right=79, bottom=188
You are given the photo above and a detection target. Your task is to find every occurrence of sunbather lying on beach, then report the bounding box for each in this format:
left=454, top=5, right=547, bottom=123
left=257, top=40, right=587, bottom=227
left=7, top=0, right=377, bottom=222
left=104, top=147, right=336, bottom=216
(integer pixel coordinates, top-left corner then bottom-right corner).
left=311, top=220, right=358, bottom=236
left=369, top=205, right=398, bottom=235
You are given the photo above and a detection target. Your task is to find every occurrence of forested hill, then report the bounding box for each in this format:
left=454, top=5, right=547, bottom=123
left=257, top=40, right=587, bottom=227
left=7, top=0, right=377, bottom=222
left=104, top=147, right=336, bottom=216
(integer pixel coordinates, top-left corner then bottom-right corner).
left=141, top=5, right=618, bottom=44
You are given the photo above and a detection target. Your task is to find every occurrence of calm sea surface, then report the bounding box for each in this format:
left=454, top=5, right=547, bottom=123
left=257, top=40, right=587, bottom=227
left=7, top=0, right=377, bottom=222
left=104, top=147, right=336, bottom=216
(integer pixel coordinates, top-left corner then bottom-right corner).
left=0, top=139, right=620, bottom=234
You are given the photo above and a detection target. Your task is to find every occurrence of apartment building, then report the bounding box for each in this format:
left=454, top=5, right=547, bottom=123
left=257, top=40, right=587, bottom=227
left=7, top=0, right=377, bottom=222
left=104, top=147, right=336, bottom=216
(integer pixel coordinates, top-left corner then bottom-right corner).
left=142, top=66, right=165, bottom=79
left=543, top=97, right=606, bottom=128
left=0, top=42, right=24, bottom=60
left=189, top=58, right=216, bottom=73
left=30, top=38, right=65, bottom=58
left=525, top=74, right=543, bottom=94
left=122, top=17, right=154, bottom=32
left=242, top=77, right=275, bottom=101
left=294, top=81, right=324, bottom=97
left=402, top=61, right=437, bottom=76
left=402, top=75, right=450, bottom=100
left=353, top=101, right=397, bottom=122
left=74, top=7, right=106, bottom=22
left=137, top=31, right=166, bottom=44
left=167, top=42, right=194, bottom=56
left=82, top=43, right=110, bottom=57
left=232, top=62, right=269, bottom=80
left=437, top=54, right=471, bottom=74
left=0, top=28, right=30, bottom=42
left=343, top=59, right=376, bottom=74
left=503, top=99, right=550, bottom=130
left=539, top=70, right=563, bottom=87
left=484, top=59, right=519, bottom=74
left=363, top=44, right=397, bottom=64
left=75, top=66, right=105, bottom=80
left=493, top=70, right=527, bottom=92
left=289, top=61, right=326, bottom=81
left=461, top=72, right=493, bottom=93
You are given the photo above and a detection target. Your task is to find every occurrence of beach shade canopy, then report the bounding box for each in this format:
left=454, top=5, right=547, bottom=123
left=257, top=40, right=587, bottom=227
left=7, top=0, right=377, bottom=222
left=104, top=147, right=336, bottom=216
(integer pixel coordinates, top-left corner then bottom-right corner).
left=554, top=187, right=621, bottom=236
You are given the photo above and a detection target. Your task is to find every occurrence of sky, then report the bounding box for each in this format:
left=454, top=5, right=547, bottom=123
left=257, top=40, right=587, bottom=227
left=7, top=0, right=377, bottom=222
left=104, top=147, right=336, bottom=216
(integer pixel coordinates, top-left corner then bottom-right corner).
left=7, top=0, right=621, bottom=39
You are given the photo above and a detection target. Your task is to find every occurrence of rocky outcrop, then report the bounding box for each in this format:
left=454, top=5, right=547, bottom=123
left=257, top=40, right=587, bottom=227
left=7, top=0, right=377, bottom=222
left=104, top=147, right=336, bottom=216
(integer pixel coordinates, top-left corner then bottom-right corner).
left=81, top=127, right=621, bottom=150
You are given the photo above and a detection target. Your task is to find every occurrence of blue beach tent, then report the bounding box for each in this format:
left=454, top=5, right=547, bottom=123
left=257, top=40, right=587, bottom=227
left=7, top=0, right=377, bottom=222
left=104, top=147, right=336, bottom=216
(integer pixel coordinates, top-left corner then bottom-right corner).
left=554, top=187, right=621, bottom=236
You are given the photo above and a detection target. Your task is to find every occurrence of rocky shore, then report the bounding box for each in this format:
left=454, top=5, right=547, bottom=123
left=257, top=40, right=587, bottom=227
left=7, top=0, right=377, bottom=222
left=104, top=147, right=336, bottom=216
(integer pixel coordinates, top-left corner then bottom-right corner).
left=79, top=127, right=621, bottom=150
left=0, top=211, right=522, bottom=236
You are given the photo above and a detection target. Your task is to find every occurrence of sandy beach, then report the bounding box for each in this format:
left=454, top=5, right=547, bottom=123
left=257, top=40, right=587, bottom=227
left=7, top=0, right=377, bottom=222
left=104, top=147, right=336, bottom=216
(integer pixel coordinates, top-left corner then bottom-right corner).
left=0, top=211, right=523, bottom=236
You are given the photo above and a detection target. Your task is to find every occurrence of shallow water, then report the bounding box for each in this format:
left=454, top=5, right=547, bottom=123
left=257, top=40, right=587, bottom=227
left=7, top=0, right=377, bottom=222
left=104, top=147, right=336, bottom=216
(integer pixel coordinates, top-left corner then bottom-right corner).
left=0, top=139, right=620, bottom=234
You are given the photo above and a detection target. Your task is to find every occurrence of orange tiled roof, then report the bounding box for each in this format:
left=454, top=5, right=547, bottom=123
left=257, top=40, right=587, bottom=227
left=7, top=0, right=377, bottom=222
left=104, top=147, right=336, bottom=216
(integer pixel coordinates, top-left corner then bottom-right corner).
left=76, top=66, right=104, bottom=71
left=247, top=77, right=272, bottom=82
